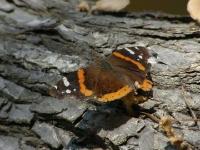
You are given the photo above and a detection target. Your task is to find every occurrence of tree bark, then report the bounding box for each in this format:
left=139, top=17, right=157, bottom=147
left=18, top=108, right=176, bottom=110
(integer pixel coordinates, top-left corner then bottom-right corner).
left=0, top=0, right=200, bottom=150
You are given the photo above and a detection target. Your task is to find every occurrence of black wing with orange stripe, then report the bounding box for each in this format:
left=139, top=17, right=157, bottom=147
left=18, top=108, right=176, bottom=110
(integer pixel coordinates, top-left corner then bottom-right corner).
left=108, top=46, right=152, bottom=91
left=49, top=46, right=152, bottom=102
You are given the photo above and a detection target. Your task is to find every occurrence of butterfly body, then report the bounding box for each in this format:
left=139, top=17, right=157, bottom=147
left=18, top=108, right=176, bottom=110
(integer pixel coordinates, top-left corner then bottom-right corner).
left=49, top=46, right=153, bottom=112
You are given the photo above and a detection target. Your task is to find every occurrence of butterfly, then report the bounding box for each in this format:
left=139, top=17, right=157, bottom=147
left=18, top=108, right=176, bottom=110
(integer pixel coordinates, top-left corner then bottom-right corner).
left=49, top=46, right=153, bottom=113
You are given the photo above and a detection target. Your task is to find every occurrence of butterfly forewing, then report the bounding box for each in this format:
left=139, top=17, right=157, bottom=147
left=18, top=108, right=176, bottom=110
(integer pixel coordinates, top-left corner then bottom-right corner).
left=111, top=46, right=150, bottom=72
left=49, top=72, right=82, bottom=99
left=108, top=46, right=152, bottom=91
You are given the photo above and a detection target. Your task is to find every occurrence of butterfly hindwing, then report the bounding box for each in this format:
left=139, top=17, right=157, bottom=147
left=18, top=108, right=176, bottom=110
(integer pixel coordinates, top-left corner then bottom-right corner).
left=83, top=63, right=133, bottom=102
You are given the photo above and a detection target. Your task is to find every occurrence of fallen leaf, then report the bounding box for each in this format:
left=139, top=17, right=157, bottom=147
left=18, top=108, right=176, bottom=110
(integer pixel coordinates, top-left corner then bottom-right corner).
left=77, top=0, right=90, bottom=12
left=187, top=0, right=200, bottom=23
left=92, top=0, right=130, bottom=12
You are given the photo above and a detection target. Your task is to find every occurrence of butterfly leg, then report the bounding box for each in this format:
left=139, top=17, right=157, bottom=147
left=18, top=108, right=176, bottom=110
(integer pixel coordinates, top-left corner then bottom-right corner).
left=122, top=94, right=148, bottom=114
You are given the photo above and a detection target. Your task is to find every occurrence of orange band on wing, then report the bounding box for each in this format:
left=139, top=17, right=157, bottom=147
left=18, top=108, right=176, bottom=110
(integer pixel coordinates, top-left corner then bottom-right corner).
left=99, top=85, right=132, bottom=102
left=113, top=52, right=145, bottom=71
left=77, top=69, right=93, bottom=96
left=140, top=79, right=153, bottom=91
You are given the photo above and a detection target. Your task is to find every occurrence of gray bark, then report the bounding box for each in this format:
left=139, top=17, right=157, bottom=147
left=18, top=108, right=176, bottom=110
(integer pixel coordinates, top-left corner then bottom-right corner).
left=0, top=0, right=200, bottom=150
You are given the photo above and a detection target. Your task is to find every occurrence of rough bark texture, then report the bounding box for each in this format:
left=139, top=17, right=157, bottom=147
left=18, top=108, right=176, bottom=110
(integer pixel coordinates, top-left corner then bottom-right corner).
left=0, top=0, right=200, bottom=150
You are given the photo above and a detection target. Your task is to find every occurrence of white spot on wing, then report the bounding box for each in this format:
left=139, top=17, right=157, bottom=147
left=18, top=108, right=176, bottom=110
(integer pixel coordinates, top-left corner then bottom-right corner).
left=139, top=55, right=143, bottom=59
left=53, top=85, right=58, bottom=89
left=125, top=47, right=135, bottom=55
left=73, top=89, right=76, bottom=91
left=63, top=77, right=70, bottom=87
left=66, top=89, right=71, bottom=94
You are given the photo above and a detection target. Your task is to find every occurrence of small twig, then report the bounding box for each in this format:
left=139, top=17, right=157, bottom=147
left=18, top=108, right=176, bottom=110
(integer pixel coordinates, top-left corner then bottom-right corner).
left=181, top=85, right=199, bottom=127
left=140, top=111, right=160, bottom=123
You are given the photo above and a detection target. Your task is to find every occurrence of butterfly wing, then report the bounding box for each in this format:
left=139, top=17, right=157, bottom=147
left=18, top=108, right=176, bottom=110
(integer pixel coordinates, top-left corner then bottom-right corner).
left=49, top=61, right=133, bottom=102
left=49, top=71, right=83, bottom=99
left=49, top=46, right=152, bottom=102
left=107, top=46, right=152, bottom=91
left=82, top=61, right=133, bottom=102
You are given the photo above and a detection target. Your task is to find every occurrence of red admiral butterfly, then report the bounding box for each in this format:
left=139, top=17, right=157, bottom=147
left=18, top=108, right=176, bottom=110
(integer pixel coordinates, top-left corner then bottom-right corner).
left=49, top=46, right=153, bottom=113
